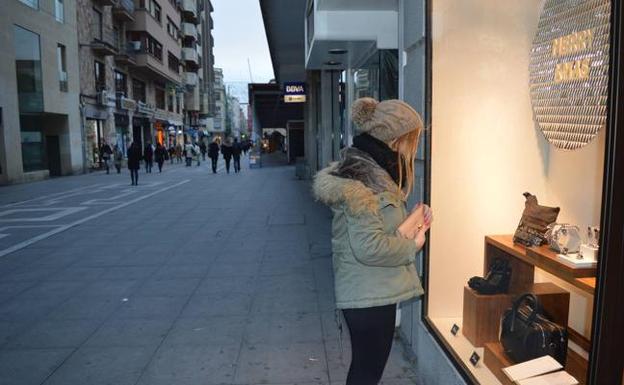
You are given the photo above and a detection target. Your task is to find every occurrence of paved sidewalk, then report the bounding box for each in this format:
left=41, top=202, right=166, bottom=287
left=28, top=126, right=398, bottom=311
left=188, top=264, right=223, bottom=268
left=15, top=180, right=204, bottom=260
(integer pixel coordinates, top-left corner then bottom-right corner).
left=0, top=157, right=418, bottom=385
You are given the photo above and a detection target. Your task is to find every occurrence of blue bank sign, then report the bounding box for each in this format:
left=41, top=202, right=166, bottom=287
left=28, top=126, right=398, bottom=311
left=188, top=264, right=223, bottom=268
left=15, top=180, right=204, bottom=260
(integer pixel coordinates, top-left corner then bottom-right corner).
left=283, top=82, right=306, bottom=103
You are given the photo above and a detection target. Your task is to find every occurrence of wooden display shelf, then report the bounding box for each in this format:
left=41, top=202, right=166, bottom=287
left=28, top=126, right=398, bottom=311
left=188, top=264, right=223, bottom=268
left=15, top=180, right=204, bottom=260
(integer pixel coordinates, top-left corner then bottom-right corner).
left=462, top=282, right=569, bottom=347
left=485, top=235, right=596, bottom=295
left=484, top=342, right=587, bottom=385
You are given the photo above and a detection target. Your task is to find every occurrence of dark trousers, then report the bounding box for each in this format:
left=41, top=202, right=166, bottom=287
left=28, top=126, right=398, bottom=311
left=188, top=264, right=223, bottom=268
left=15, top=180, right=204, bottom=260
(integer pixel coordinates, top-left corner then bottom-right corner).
left=103, top=158, right=110, bottom=174
left=233, top=156, right=241, bottom=173
left=342, top=304, right=396, bottom=385
left=224, top=158, right=231, bottom=173
left=145, top=159, right=152, bottom=173
left=157, top=160, right=164, bottom=172
left=130, top=169, right=139, bottom=185
left=210, top=157, right=218, bottom=173
left=185, top=157, right=192, bottom=167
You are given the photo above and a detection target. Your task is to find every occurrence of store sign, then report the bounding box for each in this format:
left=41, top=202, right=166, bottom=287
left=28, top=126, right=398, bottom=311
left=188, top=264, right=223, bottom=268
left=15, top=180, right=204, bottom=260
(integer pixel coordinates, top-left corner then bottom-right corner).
left=136, top=101, right=154, bottom=115
left=119, top=97, right=136, bottom=111
left=529, top=0, right=611, bottom=150
left=284, top=82, right=306, bottom=103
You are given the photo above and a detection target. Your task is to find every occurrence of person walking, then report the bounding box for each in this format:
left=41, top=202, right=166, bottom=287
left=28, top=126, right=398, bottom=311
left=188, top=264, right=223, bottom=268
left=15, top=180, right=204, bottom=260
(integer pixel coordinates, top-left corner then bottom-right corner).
left=175, top=143, right=183, bottom=163
left=221, top=138, right=233, bottom=174
left=199, top=140, right=207, bottom=161
left=192, top=142, right=201, bottom=166
left=168, top=144, right=175, bottom=164
left=313, top=98, right=433, bottom=385
left=113, top=145, right=123, bottom=174
left=100, top=140, right=113, bottom=174
left=127, top=142, right=141, bottom=186
left=184, top=141, right=194, bottom=167
left=208, top=138, right=220, bottom=173
left=155, top=143, right=166, bottom=173
left=144, top=142, right=154, bottom=173
left=232, top=138, right=242, bottom=173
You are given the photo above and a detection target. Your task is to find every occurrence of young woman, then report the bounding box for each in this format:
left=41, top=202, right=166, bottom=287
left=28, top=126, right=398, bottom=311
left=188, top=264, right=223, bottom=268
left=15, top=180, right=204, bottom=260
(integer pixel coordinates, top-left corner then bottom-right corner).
left=313, top=97, right=432, bottom=385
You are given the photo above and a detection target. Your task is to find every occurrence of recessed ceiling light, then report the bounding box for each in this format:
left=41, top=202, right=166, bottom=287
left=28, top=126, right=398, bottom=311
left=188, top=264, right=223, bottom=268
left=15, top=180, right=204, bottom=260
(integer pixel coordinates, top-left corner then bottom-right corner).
left=324, top=60, right=342, bottom=66
left=329, top=48, right=348, bottom=55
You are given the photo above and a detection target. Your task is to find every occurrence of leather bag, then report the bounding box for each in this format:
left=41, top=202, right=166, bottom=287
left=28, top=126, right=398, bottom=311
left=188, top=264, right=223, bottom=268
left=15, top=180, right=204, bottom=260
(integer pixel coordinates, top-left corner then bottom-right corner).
left=513, top=192, right=560, bottom=247
left=500, top=293, right=568, bottom=365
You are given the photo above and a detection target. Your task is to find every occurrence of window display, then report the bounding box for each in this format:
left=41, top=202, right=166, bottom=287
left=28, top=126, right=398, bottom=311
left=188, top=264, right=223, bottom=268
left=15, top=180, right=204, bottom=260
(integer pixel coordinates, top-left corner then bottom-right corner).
left=423, top=0, right=612, bottom=384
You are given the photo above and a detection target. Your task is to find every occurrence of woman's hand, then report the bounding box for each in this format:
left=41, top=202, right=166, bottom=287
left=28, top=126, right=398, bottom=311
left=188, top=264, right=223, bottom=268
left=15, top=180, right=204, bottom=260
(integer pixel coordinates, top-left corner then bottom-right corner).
left=397, top=204, right=434, bottom=239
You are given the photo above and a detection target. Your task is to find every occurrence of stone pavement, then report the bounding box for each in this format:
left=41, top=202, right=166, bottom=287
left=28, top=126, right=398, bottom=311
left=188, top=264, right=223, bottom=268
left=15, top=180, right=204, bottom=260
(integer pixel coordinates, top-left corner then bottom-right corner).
left=0, top=154, right=419, bottom=385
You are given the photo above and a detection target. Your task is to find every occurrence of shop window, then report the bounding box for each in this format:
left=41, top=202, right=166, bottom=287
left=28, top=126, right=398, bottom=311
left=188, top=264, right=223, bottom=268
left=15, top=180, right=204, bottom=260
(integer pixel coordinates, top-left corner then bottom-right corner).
left=115, top=71, right=127, bottom=98
left=132, top=79, right=146, bottom=102
left=57, top=44, right=67, bottom=92
left=94, top=60, right=106, bottom=92
left=418, top=1, right=614, bottom=384
left=155, top=87, right=165, bottom=110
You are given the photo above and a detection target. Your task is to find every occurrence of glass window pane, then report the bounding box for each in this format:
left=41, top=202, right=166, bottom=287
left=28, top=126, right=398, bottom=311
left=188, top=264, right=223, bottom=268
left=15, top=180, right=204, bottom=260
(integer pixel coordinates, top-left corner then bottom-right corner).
left=18, top=0, right=38, bottom=9
left=55, top=0, right=64, bottom=23
left=14, top=25, right=43, bottom=113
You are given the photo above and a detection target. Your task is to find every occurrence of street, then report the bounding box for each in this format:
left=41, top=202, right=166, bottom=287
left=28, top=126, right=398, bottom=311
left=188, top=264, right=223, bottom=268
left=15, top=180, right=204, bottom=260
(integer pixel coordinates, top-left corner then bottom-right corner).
left=0, top=156, right=418, bottom=385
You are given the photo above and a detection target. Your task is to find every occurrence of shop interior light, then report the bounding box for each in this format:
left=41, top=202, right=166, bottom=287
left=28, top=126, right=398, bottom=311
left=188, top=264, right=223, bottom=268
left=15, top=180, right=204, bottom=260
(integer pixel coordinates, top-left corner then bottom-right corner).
left=328, top=48, right=348, bottom=55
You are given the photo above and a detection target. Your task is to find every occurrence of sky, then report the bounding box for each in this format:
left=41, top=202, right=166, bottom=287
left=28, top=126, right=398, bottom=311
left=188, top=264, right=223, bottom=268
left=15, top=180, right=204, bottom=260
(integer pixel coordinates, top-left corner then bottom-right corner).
left=212, top=0, right=275, bottom=102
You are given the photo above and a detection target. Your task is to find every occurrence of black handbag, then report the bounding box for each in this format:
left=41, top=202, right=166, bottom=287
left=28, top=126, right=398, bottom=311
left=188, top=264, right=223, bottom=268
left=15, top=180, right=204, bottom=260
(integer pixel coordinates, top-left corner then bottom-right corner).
left=500, top=293, right=568, bottom=365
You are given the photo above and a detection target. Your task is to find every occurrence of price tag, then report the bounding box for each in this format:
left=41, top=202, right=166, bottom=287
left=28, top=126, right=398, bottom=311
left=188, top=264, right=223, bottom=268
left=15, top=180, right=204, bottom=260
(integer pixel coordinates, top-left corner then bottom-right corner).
left=451, top=324, right=460, bottom=336
left=470, top=352, right=481, bottom=367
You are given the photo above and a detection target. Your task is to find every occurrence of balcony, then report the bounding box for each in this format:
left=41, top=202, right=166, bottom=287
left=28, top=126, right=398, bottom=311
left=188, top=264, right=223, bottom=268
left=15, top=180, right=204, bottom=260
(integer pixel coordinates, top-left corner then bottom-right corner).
left=94, top=0, right=115, bottom=5
left=184, top=72, right=198, bottom=87
left=182, top=47, right=198, bottom=64
left=112, top=0, right=135, bottom=22
left=182, top=23, right=197, bottom=40
left=114, top=44, right=137, bottom=66
left=91, top=25, right=118, bottom=56
left=181, top=0, right=199, bottom=23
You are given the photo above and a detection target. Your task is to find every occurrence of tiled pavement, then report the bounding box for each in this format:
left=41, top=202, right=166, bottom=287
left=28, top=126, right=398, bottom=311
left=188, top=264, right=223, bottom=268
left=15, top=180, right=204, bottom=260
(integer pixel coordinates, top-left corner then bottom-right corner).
left=0, top=155, right=419, bottom=385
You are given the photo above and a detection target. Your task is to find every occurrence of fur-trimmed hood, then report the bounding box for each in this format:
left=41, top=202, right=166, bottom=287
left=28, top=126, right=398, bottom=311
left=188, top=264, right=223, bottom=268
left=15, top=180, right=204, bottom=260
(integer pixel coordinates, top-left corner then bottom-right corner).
left=312, top=147, right=402, bottom=216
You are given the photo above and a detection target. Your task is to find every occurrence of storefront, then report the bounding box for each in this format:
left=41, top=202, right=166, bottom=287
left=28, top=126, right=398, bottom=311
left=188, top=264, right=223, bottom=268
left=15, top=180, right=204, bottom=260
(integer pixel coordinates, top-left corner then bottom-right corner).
left=85, top=118, right=104, bottom=169
left=114, top=113, right=130, bottom=156
left=407, top=1, right=624, bottom=384
left=154, top=120, right=166, bottom=146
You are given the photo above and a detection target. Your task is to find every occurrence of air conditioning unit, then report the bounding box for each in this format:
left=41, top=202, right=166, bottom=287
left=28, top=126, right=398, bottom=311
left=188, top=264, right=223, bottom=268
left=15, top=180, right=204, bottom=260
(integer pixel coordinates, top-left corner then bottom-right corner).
left=97, top=90, right=108, bottom=105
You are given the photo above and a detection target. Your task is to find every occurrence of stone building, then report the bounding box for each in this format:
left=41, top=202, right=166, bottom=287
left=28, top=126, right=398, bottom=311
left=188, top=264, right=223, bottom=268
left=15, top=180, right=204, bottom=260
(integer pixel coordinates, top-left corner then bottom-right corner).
left=0, top=0, right=83, bottom=184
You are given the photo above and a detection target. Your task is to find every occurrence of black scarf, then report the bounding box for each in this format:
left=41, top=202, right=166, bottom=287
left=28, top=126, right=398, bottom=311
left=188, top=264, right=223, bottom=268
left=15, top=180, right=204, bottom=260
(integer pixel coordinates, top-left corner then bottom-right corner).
left=352, top=133, right=404, bottom=187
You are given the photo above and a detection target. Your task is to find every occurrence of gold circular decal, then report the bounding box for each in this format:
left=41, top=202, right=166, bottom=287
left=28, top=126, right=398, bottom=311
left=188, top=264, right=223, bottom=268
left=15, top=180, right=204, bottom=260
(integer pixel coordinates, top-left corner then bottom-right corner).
left=529, top=0, right=611, bottom=150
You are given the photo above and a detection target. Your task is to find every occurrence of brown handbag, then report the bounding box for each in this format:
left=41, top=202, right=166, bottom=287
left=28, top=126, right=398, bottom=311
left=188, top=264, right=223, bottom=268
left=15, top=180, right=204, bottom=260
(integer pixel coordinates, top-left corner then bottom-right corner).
left=513, top=192, right=560, bottom=247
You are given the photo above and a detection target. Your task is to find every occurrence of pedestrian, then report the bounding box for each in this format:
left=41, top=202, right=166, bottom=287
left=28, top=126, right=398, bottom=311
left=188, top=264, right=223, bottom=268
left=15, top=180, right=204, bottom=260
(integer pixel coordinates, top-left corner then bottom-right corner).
left=221, top=137, right=233, bottom=174
left=100, top=140, right=113, bottom=174
left=155, top=143, right=166, bottom=173
left=312, top=98, right=433, bottom=385
left=175, top=143, right=183, bottom=163
left=184, top=141, right=194, bottom=167
left=199, top=140, right=207, bottom=161
left=194, top=142, right=201, bottom=166
left=168, top=144, right=175, bottom=164
left=208, top=138, right=220, bottom=173
left=144, top=142, right=153, bottom=173
left=113, top=144, right=123, bottom=174
left=232, top=138, right=242, bottom=173
left=127, top=142, right=141, bottom=186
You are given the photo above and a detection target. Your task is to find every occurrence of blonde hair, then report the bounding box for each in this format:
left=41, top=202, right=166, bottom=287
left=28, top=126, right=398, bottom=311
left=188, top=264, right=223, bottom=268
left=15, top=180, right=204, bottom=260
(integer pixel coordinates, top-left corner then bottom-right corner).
left=389, top=128, right=422, bottom=199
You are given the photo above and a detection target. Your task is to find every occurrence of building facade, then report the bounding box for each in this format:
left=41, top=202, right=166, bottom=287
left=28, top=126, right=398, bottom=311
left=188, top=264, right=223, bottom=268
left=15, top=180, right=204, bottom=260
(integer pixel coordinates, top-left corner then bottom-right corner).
left=211, top=67, right=226, bottom=139
left=0, top=0, right=83, bottom=184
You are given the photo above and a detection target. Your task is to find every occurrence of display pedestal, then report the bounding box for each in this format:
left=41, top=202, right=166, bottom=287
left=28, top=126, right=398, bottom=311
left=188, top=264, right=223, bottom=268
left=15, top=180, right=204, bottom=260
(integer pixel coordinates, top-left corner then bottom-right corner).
left=484, top=343, right=515, bottom=385
left=462, top=283, right=569, bottom=347
left=462, top=288, right=513, bottom=347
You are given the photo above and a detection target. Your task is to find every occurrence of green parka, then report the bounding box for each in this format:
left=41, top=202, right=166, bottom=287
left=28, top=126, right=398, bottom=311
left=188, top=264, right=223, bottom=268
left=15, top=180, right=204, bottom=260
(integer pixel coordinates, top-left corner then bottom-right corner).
left=313, top=147, right=424, bottom=309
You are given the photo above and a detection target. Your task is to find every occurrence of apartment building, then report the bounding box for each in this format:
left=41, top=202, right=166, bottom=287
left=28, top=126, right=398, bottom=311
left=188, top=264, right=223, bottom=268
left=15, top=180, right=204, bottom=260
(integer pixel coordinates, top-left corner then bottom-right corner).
left=198, top=0, right=215, bottom=134
left=78, top=0, right=205, bottom=166
left=0, top=0, right=83, bottom=184
left=212, top=67, right=226, bottom=138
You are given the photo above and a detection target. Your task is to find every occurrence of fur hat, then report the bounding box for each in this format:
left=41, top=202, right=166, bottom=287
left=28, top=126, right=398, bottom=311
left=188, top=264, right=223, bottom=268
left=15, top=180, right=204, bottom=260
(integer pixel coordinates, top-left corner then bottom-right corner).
left=351, top=97, right=424, bottom=143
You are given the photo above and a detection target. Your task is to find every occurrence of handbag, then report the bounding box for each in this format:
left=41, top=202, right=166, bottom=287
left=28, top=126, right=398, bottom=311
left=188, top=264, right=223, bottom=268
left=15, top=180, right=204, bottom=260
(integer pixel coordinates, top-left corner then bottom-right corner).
left=513, top=192, right=560, bottom=247
left=545, top=223, right=582, bottom=255
left=500, top=293, right=568, bottom=365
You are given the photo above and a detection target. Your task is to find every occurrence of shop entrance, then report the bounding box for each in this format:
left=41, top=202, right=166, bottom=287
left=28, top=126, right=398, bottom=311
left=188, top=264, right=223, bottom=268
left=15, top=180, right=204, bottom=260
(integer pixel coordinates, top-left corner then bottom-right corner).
left=45, top=135, right=61, bottom=177
left=85, top=119, right=103, bottom=169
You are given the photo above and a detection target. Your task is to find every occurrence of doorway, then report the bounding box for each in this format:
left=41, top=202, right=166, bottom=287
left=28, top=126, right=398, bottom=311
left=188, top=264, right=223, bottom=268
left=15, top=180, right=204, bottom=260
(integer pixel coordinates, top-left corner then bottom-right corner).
left=46, top=135, right=61, bottom=176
